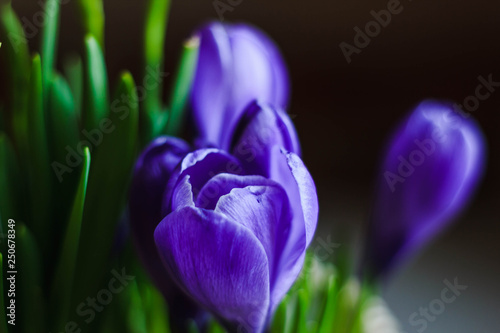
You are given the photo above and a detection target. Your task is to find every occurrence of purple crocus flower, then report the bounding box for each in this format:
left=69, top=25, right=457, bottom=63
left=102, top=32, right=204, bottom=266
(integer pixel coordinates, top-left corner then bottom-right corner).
left=130, top=21, right=311, bottom=330
left=152, top=101, right=318, bottom=332
left=366, top=100, right=486, bottom=278
left=191, top=22, right=289, bottom=150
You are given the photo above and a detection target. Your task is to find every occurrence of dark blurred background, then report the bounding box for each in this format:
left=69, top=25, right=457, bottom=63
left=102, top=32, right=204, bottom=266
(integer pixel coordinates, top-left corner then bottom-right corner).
left=2, top=0, right=499, bottom=331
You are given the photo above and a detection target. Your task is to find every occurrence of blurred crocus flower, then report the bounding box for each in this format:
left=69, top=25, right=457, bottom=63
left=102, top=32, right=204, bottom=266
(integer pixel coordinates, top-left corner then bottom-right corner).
left=128, top=137, right=203, bottom=321
left=366, top=100, right=486, bottom=278
left=191, top=22, right=289, bottom=150
left=149, top=101, right=317, bottom=332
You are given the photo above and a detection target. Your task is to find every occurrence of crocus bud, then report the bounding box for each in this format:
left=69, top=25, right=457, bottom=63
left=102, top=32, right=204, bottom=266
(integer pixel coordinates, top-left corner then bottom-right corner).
left=191, top=22, right=289, bottom=150
left=366, top=100, right=486, bottom=278
left=154, top=102, right=317, bottom=332
left=128, top=137, right=201, bottom=321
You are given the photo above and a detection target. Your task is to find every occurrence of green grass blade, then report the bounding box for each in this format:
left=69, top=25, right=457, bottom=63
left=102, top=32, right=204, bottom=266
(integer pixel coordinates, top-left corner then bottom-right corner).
left=144, top=0, right=170, bottom=68
left=318, top=275, right=339, bottom=333
left=271, top=295, right=289, bottom=333
left=46, top=73, right=82, bottom=262
left=73, top=71, right=139, bottom=310
left=77, top=0, right=104, bottom=47
left=164, top=36, right=200, bottom=135
left=64, top=56, right=83, bottom=120
left=0, top=3, right=30, bottom=159
left=127, top=281, right=148, bottom=333
left=27, top=54, right=52, bottom=256
left=0, top=134, right=21, bottom=229
left=83, top=35, right=109, bottom=132
left=47, top=74, right=79, bottom=176
left=293, top=289, right=309, bottom=333
left=143, top=284, right=170, bottom=332
left=17, top=224, right=45, bottom=332
left=332, top=279, right=361, bottom=333
left=41, top=0, right=60, bottom=105
left=50, top=147, right=90, bottom=331
left=207, top=319, right=225, bottom=333
left=142, top=0, right=171, bottom=144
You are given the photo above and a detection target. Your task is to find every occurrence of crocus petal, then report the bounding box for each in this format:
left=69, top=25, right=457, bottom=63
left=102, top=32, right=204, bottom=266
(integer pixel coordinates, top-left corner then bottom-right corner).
left=270, top=147, right=319, bottom=247
left=191, top=23, right=232, bottom=147
left=196, top=173, right=277, bottom=210
left=171, top=175, right=195, bottom=211
left=191, top=22, right=289, bottom=149
left=155, top=206, right=270, bottom=332
left=214, top=181, right=293, bottom=313
left=267, top=147, right=319, bottom=312
left=227, top=24, right=289, bottom=110
left=162, top=148, right=243, bottom=215
left=367, top=100, right=486, bottom=278
left=232, top=101, right=300, bottom=177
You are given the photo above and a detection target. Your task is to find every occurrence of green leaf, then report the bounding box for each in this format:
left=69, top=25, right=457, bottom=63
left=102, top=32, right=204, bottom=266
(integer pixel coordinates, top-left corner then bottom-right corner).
left=0, top=134, right=21, bottom=229
left=142, top=0, right=171, bottom=144
left=141, top=283, right=170, bottom=333
left=332, top=279, right=361, bottom=333
left=77, top=0, right=105, bottom=47
left=46, top=73, right=82, bottom=255
left=83, top=35, right=109, bottom=132
left=64, top=56, right=83, bottom=120
left=271, top=295, right=289, bottom=333
left=292, top=289, right=309, bottom=333
left=0, top=3, right=30, bottom=161
left=73, top=71, right=139, bottom=311
left=207, top=319, right=225, bottom=333
left=164, top=36, right=200, bottom=135
left=47, top=73, right=79, bottom=171
left=144, top=0, right=170, bottom=69
left=17, top=224, right=45, bottom=332
left=41, top=0, right=60, bottom=106
left=50, top=147, right=90, bottom=330
left=318, top=275, right=339, bottom=333
left=27, top=54, right=52, bottom=256
left=126, top=281, right=148, bottom=333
